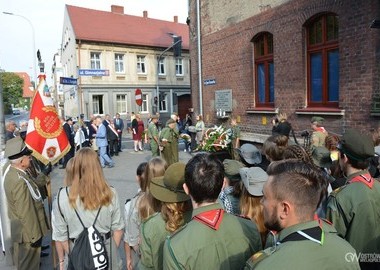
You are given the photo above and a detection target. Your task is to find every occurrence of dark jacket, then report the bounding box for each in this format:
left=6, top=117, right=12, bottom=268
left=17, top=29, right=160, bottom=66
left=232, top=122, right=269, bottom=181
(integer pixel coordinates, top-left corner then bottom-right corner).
left=272, top=121, right=292, bottom=137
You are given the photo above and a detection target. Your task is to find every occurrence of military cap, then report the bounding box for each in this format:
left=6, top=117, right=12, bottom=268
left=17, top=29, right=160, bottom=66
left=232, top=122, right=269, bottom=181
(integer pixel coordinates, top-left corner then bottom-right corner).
left=151, top=115, right=158, bottom=120
left=311, top=146, right=332, bottom=168
left=311, top=116, right=324, bottom=124
left=239, top=167, right=268, bottom=196
left=150, top=162, right=189, bottom=203
left=237, top=144, right=262, bottom=165
left=166, top=119, right=176, bottom=125
left=5, top=137, right=33, bottom=160
left=338, top=129, right=374, bottom=161
left=223, top=159, right=245, bottom=182
left=65, top=117, right=73, bottom=122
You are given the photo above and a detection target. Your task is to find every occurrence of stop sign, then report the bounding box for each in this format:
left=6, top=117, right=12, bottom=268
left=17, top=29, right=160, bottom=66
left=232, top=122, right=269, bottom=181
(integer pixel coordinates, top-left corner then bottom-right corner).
left=135, top=89, right=142, bottom=106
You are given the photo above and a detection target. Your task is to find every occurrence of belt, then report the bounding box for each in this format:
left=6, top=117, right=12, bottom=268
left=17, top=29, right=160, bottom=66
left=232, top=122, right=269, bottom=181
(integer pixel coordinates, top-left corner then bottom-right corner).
left=97, top=137, right=105, bottom=139
left=70, top=231, right=111, bottom=243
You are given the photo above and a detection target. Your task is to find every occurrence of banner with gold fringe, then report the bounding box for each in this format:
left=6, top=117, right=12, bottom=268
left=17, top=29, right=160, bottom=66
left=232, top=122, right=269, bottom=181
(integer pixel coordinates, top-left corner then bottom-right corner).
left=25, top=74, right=70, bottom=165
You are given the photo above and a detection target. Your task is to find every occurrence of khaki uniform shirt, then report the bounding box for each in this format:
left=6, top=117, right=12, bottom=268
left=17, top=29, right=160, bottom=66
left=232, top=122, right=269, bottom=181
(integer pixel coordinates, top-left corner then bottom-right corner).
left=148, top=122, right=159, bottom=157
left=160, top=127, right=179, bottom=166
left=245, top=220, right=360, bottom=269
left=3, top=165, right=48, bottom=244
left=311, top=130, right=328, bottom=148
left=326, top=171, right=380, bottom=258
left=163, top=203, right=262, bottom=269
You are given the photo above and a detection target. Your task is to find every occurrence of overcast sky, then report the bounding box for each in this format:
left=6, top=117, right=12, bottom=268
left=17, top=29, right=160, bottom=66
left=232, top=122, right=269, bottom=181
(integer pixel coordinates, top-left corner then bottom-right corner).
left=0, top=0, right=188, bottom=84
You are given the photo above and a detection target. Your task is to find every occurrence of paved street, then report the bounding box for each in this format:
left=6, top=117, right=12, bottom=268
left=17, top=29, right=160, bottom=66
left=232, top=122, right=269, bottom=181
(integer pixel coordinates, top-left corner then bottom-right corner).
left=0, top=134, right=193, bottom=269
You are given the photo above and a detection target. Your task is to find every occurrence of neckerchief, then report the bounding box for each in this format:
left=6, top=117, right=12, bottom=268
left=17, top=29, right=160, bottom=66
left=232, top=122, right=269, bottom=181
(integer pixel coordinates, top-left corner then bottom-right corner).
left=349, top=173, right=374, bottom=189
left=315, top=127, right=327, bottom=133
left=278, top=219, right=324, bottom=246
left=193, top=209, right=224, bottom=230
left=219, top=187, right=234, bottom=214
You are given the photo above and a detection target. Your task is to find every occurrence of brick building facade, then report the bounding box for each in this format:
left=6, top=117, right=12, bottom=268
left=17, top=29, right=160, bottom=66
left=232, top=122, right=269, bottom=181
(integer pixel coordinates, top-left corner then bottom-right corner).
left=188, top=0, right=380, bottom=142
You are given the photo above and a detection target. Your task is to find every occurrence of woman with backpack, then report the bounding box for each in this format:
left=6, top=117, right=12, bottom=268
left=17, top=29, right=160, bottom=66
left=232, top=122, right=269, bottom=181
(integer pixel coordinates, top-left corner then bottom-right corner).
left=52, top=147, right=124, bottom=270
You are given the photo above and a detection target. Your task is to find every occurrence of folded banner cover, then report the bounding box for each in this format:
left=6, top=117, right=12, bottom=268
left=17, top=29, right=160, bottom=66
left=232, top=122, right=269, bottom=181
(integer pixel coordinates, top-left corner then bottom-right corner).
left=25, top=75, right=70, bottom=165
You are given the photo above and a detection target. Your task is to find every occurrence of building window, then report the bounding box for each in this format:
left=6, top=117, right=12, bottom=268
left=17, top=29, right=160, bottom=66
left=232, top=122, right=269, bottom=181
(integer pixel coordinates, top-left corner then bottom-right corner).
left=137, top=56, right=146, bottom=74
left=159, top=94, right=168, bottom=112
left=116, top=94, right=128, bottom=114
left=159, top=58, right=165, bottom=75
left=307, top=13, right=339, bottom=107
left=92, top=95, right=104, bottom=114
left=141, top=94, right=149, bottom=112
left=175, top=58, right=183, bottom=76
left=90, top=52, right=101, bottom=69
left=254, top=32, right=274, bottom=107
left=115, top=54, right=124, bottom=73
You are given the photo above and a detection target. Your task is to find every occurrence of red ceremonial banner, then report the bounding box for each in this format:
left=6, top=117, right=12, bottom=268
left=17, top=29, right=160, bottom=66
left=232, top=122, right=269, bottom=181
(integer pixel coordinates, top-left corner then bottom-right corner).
left=25, top=75, right=70, bottom=165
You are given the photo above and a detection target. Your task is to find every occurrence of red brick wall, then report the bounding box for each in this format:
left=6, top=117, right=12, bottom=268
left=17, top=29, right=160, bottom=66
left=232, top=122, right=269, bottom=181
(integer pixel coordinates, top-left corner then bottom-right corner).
left=189, top=0, right=380, bottom=136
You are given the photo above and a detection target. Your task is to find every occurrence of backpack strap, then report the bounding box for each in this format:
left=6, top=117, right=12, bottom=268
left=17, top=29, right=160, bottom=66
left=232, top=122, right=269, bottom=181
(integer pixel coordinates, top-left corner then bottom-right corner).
left=65, top=187, right=102, bottom=229
left=290, top=125, right=299, bottom=145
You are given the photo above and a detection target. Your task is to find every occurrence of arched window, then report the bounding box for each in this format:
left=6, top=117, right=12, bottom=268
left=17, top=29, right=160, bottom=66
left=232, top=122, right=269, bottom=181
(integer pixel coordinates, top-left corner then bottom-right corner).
left=254, top=32, right=274, bottom=107
left=307, top=13, right=339, bottom=107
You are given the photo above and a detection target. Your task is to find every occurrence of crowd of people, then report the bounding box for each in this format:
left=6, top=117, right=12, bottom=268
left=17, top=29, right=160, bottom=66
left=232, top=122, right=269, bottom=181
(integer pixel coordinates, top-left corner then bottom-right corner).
left=2, top=112, right=380, bottom=270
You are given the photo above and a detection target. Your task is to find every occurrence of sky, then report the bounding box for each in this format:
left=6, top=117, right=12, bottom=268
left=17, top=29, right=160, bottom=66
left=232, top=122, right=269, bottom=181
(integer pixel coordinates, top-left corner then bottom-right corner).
left=0, top=0, right=188, bottom=84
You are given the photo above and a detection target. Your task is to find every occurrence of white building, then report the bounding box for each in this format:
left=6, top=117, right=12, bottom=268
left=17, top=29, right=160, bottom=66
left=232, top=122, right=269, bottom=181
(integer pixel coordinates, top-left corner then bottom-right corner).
left=60, top=4, right=191, bottom=120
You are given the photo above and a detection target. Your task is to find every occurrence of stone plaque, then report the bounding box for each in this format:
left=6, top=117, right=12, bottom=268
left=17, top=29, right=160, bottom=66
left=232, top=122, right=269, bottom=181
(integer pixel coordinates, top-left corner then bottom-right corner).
left=215, top=89, right=232, bottom=112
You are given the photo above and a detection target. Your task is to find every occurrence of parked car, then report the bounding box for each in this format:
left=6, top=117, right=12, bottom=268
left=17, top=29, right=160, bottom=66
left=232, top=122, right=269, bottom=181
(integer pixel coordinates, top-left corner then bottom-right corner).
left=12, top=109, right=20, bottom=115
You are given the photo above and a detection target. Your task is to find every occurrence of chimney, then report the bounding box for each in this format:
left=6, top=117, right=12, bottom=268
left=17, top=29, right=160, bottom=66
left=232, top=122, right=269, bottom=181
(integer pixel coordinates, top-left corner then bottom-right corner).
left=174, top=16, right=178, bottom=23
left=143, top=10, right=148, bottom=18
left=111, top=5, right=124, bottom=14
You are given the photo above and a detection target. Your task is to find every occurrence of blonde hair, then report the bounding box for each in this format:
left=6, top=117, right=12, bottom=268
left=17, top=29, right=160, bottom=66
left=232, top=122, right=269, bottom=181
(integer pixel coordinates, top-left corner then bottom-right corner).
left=68, top=148, right=113, bottom=210
left=240, top=188, right=267, bottom=246
left=138, top=157, right=168, bottom=221
left=161, top=200, right=192, bottom=233
left=63, top=158, right=75, bottom=186
left=277, top=112, right=287, bottom=122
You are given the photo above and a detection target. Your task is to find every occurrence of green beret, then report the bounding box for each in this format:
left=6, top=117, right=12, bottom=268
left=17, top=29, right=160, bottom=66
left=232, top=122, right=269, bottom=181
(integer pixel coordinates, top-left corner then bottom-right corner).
left=223, top=159, right=245, bottom=182
left=339, top=129, right=374, bottom=161
left=311, top=116, right=324, bottom=124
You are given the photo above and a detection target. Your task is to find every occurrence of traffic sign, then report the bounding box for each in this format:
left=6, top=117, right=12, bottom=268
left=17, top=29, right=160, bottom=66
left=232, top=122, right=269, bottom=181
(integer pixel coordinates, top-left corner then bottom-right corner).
left=60, top=77, right=77, bottom=85
left=78, top=69, right=110, bottom=76
left=135, top=89, right=142, bottom=106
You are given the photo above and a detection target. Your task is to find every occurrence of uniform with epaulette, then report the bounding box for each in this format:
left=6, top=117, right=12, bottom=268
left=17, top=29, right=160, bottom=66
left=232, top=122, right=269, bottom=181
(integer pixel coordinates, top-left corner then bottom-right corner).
left=326, top=129, right=380, bottom=270
left=148, top=116, right=160, bottom=157
left=159, top=119, right=179, bottom=166
left=245, top=219, right=360, bottom=269
left=163, top=203, right=262, bottom=269
left=3, top=137, right=49, bottom=270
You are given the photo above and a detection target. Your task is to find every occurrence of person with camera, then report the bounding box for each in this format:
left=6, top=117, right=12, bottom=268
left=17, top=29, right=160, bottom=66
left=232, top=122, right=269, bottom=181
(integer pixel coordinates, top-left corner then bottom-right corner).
left=271, top=113, right=291, bottom=137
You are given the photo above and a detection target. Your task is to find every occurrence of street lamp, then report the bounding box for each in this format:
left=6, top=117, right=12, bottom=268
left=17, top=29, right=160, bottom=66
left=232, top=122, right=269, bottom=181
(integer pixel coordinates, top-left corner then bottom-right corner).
left=3, top=12, right=37, bottom=89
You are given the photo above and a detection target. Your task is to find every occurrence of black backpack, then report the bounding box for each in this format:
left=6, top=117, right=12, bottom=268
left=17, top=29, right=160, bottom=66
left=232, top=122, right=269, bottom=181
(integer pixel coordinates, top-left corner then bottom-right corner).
left=58, top=188, right=109, bottom=270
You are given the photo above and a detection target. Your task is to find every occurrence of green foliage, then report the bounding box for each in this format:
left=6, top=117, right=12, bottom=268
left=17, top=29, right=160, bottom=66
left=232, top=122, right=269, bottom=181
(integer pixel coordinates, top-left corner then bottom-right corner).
left=0, top=72, right=24, bottom=113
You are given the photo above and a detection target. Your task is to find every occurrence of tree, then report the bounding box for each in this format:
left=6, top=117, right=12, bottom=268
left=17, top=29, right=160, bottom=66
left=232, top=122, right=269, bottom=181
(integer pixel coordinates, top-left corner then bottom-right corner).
left=0, top=72, right=24, bottom=114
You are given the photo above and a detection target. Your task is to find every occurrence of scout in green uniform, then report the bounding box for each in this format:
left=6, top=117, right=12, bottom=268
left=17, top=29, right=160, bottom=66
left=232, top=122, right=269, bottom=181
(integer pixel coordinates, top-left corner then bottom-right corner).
left=230, top=116, right=241, bottom=160
left=3, top=137, right=50, bottom=270
left=310, top=116, right=328, bottom=148
left=148, top=116, right=160, bottom=157
left=139, top=163, right=192, bottom=270
left=163, top=153, right=262, bottom=269
left=245, top=159, right=360, bottom=270
left=160, top=119, right=179, bottom=166
left=326, top=129, right=380, bottom=270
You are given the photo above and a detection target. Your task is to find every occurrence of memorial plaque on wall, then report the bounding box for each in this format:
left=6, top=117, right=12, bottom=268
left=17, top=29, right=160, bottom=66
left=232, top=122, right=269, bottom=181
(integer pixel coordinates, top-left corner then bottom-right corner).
left=215, top=89, right=232, bottom=112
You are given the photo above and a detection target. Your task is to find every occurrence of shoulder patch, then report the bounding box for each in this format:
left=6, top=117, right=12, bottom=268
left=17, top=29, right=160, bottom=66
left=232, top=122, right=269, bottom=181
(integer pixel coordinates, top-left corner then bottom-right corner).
left=246, top=250, right=270, bottom=269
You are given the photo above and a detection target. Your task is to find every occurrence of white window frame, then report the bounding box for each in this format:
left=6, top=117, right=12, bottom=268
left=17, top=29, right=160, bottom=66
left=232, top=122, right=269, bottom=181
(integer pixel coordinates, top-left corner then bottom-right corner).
left=116, top=94, right=128, bottom=114
left=158, top=58, right=165, bottom=75
left=141, top=94, right=149, bottom=113
left=90, top=52, right=101, bottom=69
left=175, top=58, right=183, bottom=76
left=114, top=54, right=124, bottom=73
left=92, top=95, right=101, bottom=114
left=137, top=55, right=146, bottom=74
left=159, top=94, right=168, bottom=112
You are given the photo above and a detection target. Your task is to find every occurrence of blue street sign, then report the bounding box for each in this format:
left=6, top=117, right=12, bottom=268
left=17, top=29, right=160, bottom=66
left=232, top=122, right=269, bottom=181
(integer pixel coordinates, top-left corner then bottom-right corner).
left=78, top=69, right=110, bottom=76
left=60, top=77, right=78, bottom=85
left=204, top=79, right=216, bottom=86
